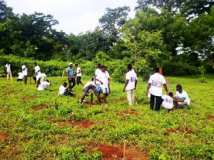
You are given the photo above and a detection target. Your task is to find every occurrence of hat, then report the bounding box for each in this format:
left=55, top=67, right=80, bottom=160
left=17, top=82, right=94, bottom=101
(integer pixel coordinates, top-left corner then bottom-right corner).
left=68, top=63, right=73, bottom=66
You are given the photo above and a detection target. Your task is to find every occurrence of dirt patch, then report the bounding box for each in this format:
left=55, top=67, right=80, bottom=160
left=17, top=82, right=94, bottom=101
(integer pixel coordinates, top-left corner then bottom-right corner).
left=88, top=143, right=148, bottom=160
left=32, top=103, right=49, bottom=111
left=112, top=97, right=127, bottom=104
left=53, top=119, right=94, bottom=129
left=0, top=132, right=9, bottom=141
left=117, top=109, right=139, bottom=117
left=22, top=96, right=36, bottom=102
left=0, top=144, right=21, bottom=159
left=207, top=115, right=214, bottom=121
left=165, top=127, right=193, bottom=135
left=54, top=134, right=70, bottom=145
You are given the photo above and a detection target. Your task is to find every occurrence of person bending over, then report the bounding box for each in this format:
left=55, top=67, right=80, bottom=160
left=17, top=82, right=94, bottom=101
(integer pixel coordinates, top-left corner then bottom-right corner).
left=161, top=92, right=174, bottom=112
left=37, top=79, right=50, bottom=91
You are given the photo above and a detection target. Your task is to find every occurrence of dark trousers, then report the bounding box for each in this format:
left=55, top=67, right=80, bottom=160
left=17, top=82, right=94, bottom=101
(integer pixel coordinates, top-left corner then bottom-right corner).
left=24, top=76, right=27, bottom=84
left=150, top=94, right=163, bottom=111
left=68, top=78, right=75, bottom=91
left=76, top=76, right=82, bottom=85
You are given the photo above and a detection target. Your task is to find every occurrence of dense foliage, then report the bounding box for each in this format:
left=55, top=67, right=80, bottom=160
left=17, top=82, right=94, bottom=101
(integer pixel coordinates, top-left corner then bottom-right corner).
left=0, top=0, right=214, bottom=75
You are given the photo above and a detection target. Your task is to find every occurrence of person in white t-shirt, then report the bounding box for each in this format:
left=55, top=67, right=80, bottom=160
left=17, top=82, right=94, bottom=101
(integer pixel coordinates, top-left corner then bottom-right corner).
left=175, top=84, right=191, bottom=108
left=5, top=63, right=12, bottom=80
left=22, top=65, right=28, bottom=84
left=33, top=63, right=40, bottom=83
left=96, top=65, right=110, bottom=95
left=58, top=82, right=68, bottom=96
left=75, top=64, right=83, bottom=85
left=123, top=64, right=138, bottom=106
left=36, top=72, right=47, bottom=87
left=147, top=67, right=168, bottom=111
left=162, top=92, right=174, bottom=111
left=37, top=80, right=50, bottom=91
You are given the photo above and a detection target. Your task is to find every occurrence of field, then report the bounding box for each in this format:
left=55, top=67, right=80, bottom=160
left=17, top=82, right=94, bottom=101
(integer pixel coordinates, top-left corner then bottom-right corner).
left=0, top=76, right=213, bottom=160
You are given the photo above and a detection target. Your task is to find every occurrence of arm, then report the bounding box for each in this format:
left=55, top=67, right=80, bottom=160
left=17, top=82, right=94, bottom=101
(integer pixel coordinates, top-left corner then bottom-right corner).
left=163, top=84, right=168, bottom=94
left=135, top=80, right=137, bottom=90
left=123, top=80, right=129, bottom=92
left=147, top=83, right=151, bottom=96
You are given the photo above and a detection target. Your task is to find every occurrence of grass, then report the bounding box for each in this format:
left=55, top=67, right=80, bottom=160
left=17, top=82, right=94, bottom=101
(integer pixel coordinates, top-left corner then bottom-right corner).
left=0, top=75, right=214, bottom=160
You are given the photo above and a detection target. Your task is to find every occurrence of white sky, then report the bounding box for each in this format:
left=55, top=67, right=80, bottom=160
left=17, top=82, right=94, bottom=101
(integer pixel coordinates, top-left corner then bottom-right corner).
left=6, top=0, right=137, bottom=35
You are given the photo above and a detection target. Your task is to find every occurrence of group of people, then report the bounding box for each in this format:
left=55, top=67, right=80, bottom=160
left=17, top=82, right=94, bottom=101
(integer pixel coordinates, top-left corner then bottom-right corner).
left=4, top=62, right=191, bottom=111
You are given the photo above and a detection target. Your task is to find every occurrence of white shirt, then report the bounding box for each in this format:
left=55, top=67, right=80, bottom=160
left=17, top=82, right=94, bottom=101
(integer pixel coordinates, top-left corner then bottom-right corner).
left=34, top=65, right=40, bottom=73
left=76, top=67, right=82, bottom=77
left=84, top=81, right=95, bottom=89
left=18, top=72, right=24, bottom=79
left=36, top=72, right=46, bottom=81
left=5, top=64, right=11, bottom=73
left=125, top=69, right=137, bottom=91
left=148, top=73, right=166, bottom=96
left=162, top=95, right=174, bottom=109
left=22, top=67, right=28, bottom=76
left=38, top=81, right=50, bottom=91
left=96, top=71, right=110, bottom=88
left=58, top=85, right=66, bottom=95
left=176, top=90, right=190, bottom=105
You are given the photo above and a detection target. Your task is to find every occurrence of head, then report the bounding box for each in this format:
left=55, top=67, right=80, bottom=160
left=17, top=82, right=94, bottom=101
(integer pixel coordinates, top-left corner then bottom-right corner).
left=97, top=63, right=101, bottom=69
left=68, top=63, right=73, bottom=68
left=34, top=62, right=37, bottom=66
left=154, top=67, right=159, bottom=73
left=176, top=84, right=183, bottom=93
left=168, top=92, right=174, bottom=97
left=75, top=63, right=78, bottom=67
left=127, top=64, right=132, bottom=71
left=101, top=65, right=105, bottom=72
left=91, top=77, right=94, bottom=81
left=46, top=80, right=50, bottom=83
left=63, top=82, right=67, bottom=87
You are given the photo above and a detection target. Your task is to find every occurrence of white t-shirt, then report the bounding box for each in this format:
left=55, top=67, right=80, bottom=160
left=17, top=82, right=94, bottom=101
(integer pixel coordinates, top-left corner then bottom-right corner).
left=38, top=81, right=50, bottom=91
left=36, top=72, right=46, bottom=81
left=18, top=72, right=24, bottom=80
left=125, top=69, right=137, bottom=91
left=84, top=81, right=95, bottom=89
left=76, top=67, right=82, bottom=77
left=162, top=95, right=174, bottom=109
left=176, top=90, right=190, bottom=105
left=34, top=65, right=40, bottom=73
left=5, top=64, right=11, bottom=73
left=58, top=85, right=66, bottom=95
left=22, top=67, right=28, bottom=76
left=96, top=71, right=110, bottom=88
left=148, top=73, right=166, bottom=97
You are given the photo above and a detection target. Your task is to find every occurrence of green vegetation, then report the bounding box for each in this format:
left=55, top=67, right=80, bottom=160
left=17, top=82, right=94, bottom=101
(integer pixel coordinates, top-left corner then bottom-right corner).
left=0, top=76, right=213, bottom=159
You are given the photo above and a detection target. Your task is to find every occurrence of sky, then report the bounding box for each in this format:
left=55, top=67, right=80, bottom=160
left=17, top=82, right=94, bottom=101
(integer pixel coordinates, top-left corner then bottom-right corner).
left=6, top=0, right=137, bottom=35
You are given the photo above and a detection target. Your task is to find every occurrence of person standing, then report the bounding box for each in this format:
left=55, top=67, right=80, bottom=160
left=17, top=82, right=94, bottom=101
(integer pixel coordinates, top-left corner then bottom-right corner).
left=75, top=63, right=83, bottom=85
left=22, top=65, right=28, bottom=84
left=123, top=64, right=138, bottom=106
left=5, top=63, right=12, bottom=80
left=33, top=63, right=40, bottom=83
left=66, top=63, right=76, bottom=92
left=147, top=67, right=168, bottom=111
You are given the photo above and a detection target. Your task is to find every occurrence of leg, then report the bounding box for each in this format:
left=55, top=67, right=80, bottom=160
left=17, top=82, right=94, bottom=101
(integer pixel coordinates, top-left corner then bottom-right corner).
left=24, top=76, right=27, bottom=84
left=150, top=94, right=155, bottom=110
left=154, top=96, right=163, bottom=111
left=127, top=90, right=132, bottom=105
left=131, top=90, right=135, bottom=105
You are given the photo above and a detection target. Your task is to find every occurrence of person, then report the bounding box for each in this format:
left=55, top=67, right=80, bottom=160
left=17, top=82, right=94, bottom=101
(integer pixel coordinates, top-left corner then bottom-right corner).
left=5, top=63, right=12, bottom=80
left=33, top=63, right=40, bottom=83
left=37, top=79, right=50, bottom=91
left=147, top=67, right=168, bottom=111
left=161, top=92, right=174, bottom=111
left=22, top=65, right=28, bottom=84
left=75, top=64, right=83, bottom=85
left=174, top=84, right=191, bottom=108
left=95, top=63, right=102, bottom=78
left=80, top=77, right=97, bottom=104
left=36, top=72, right=47, bottom=88
left=66, top=63, right=76, bottom=92
left=95, top=65, right=110, bottom=101
left=58, top=82, right=69, bottom=96
left=17, top=72, right=24, bottom=81
left=123, top=64, right=137, bottom=106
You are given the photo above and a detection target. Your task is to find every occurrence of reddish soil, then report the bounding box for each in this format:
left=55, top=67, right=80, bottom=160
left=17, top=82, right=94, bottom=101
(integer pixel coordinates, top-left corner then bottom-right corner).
left=118, top=109, right=139, bottom=117
left=207, top=115, right=214, bottom=121
left=88, top=143, right=148, bottom=160
left=53, top=119, right=94, bottom=129
left=165, top=127, right=193, bottom=135
left=32, top=103, right=49, bottom=111
left=22, top=95, right=36, bottom=102
left=0, top=132, right=9, bottom=141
